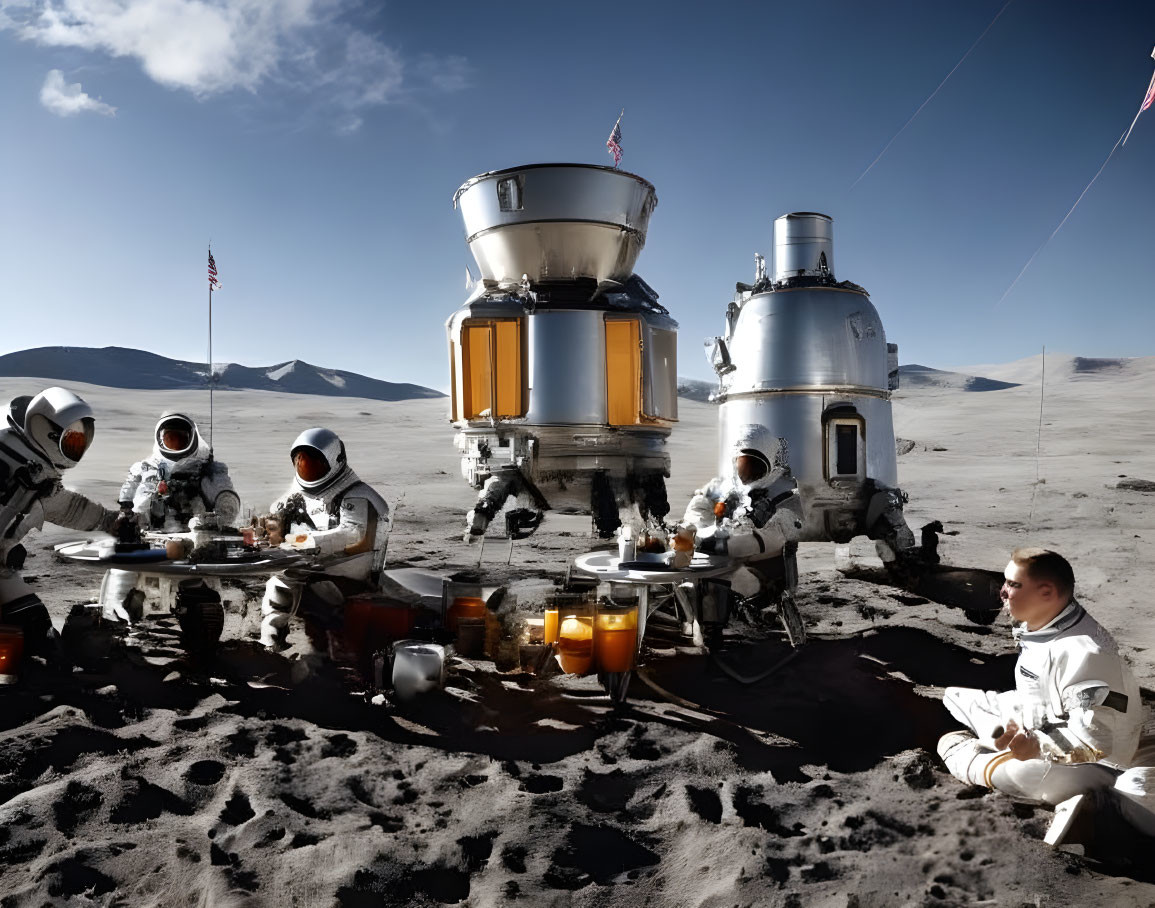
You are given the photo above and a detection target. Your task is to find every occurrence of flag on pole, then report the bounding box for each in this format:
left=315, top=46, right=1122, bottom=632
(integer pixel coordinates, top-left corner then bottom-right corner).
left=1122, top=48, right=1155, bottom=146
left=208, top=247, right=222, bottom=290
left=1141, top=71, right=1155, bottom=113
left=606, top=110, right=623, bottom=167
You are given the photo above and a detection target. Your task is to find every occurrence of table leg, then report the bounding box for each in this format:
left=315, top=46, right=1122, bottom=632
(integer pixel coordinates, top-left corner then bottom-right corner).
left=636, top=586, right=650, bottom=654
left=673, top=582, right=703, bottom=646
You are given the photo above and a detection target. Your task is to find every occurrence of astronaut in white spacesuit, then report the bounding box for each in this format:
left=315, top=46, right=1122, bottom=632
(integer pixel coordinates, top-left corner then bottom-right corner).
left=259, top=427, right=391, bottom=652
left=0, top=388, right=125, bottom=670
left=938, top=548, right=1155, bottom=848
left=99, top=412, right=241, bottom=622
left=683, top=425, right=804, bottom=578
left=679, top=425, right=806, bottom=646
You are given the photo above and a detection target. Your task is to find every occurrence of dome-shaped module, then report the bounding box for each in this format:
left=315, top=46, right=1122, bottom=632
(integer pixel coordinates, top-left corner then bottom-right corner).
left=723, top=287, right=889, bottom=395
left=710, top=213, right=906, bottom=545
left=453, top=164, right=657, bottom=285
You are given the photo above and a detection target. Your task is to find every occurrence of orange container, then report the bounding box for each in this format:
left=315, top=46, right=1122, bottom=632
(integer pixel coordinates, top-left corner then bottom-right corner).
left=543, top=607, right=559, bottom=645
left=593, top=608, right=638, bottom=673
left=556, top=615, right=594, bottom=675
left=0, top=625, right=25, bottom=683
left=344, top=597, right=418, bottom=659
left=446, top=596, right=487, bottom=632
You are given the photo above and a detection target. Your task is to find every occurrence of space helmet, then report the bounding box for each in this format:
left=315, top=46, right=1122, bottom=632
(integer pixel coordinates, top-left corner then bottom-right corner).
left=22, top=387, right=96, bottom=469
left=154, top=413, right=200, bottom=461
left=289, top=427, right=348, bottom=492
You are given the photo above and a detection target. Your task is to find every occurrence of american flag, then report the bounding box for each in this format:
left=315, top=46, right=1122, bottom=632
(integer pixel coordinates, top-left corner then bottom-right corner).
left=1142, top=71, right=1155, bottom=113
left=606, top=111, right=623, bottom=167
left=208, top=248, right=221, bottom=291
left=1123, top=51, right=1155, bottom=146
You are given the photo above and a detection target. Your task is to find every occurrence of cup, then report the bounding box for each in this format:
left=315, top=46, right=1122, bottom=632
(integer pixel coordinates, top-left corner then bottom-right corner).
left=391, top=640, right=446, bottom=701
left=556, top=615, right=594, bottom=675
left=617, top=527, right=636, bottom=565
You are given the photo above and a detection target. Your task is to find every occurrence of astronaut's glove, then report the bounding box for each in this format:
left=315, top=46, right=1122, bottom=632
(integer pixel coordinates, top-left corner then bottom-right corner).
left=696, top=534, right=728, bottom=556
left=748, top=495, right=775, bottom=528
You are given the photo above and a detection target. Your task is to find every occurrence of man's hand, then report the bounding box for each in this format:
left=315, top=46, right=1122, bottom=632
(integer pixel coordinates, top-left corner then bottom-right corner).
left=994, top=720, right=1042, bottom=760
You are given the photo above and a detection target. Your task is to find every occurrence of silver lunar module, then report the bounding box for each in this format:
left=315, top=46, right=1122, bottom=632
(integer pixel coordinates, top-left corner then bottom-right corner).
left=448, top=164, right=679, bottom=540
left=707, top=212, right=916, bottom=561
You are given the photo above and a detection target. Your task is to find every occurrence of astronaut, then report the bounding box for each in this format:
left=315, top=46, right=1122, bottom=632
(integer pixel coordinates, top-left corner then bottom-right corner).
left=683, top=424, right=803, bottom=566
left=100, top=412, right=241, bottom=622
left=259, top=427, right=391, bottom=651
left=120, top=412, right=240, bottom=531
left=679, top=425, right=806, bottom=645
left=1, top=388, right=125, bottom=670
left=938, top=548, right=1154, bottom=849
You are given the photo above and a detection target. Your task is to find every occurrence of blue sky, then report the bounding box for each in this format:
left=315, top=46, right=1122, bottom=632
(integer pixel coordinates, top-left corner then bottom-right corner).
left=2, top=0, right=1154, bottom=391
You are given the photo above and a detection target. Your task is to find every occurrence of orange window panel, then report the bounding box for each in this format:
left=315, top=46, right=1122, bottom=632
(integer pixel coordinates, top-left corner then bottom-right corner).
left=605, top=318, right=642, bottom=426
left=493, top=318, right=522, bottom=418
left=461, top=323, right=493, bottom=419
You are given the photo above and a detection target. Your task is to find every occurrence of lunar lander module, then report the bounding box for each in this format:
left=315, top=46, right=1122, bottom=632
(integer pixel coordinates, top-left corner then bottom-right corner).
left=447, top=164, right=679, bottom=540
left=706, top=212, right=916, bottom=563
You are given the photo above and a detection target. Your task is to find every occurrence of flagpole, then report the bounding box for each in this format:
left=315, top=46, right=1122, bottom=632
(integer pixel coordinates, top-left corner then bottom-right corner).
left=208, top=246, right=214, bottom=456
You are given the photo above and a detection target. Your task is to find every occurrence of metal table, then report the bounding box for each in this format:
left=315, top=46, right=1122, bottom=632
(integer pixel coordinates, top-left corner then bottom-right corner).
left=570, top=549, right=732, bottom=649
left=54, top=539, right=311, bottom=578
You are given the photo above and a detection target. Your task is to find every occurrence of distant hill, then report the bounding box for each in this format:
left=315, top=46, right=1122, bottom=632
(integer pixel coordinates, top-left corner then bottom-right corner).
left=677, top=378, right=718, bottom=402
left=897, top=364, right=1020, bottom=392
left=678, top=365, right=1018, bottom=401
left=0, top=346, right=445, bottom=402
left=959, top=353, right=1155, bottom=387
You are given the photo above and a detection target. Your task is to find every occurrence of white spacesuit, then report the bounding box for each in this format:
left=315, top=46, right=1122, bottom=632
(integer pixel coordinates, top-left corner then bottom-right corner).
left=939, top=600, right=1155, bottom=839
left=100, top=413, right=242, bottom=622
left=682, top=424, right=804, bottom=566
left=119, top=413, right=240, bottom=531
left=1, top=388, right=122, bottom=664
left=259, top=427, right=392, bottom=650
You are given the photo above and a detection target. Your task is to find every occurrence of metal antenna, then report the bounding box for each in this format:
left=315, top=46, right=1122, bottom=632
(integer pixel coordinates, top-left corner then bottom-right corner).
left=1028, top=346, right=1045, bottom=532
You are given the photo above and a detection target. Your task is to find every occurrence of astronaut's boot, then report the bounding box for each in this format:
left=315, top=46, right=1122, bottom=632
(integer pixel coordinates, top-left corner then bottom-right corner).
left=260, top=576, right=296, bottom=651
left=463, top=508, right=490, bottom=545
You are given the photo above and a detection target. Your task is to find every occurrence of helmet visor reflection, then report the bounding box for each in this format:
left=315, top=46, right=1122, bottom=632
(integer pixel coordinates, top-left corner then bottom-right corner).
left=735, top=452, right=769, bottom=484
left=294, top=449, right=329, bottom=483
left=59, top=420, right=92, bottom=462
left=160, top=426, right=192, bottom=453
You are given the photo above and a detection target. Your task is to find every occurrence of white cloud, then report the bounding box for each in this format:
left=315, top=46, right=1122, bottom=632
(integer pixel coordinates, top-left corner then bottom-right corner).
left=4, top=0, right=468, bottom=127
left=39, top=67, right=117, bottom=115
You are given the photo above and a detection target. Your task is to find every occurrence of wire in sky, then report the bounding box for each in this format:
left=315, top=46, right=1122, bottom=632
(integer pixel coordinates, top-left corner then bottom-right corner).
left=996, top=129, right=1126, bottom=306
left=851, top=0, right=1014, bottom=189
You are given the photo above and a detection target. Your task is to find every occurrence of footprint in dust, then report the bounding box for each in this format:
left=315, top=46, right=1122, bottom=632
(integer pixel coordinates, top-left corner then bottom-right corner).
left=685, top=785, right=722, bottom=824
left=501, top=844, right=528, bottom=874
left=322, top=734, right=358, bottom=759
left=731, top=785, right=803, bottom=837
left=53, top=780, right=104, bottom=835
left=184, top=760, right=226, bottom=786
left=543, top=823, right=659, bottom=889
left=519, top=774, right=563, bottom=794
left=110, top=775, right=193, bottom=824
left=576, top=769, right=637, bottom=813
left=219, top=791, right=255, bottom=827
left=279, top=792, right=329, bottom=820
left=40, top=857, right=116, bottom=899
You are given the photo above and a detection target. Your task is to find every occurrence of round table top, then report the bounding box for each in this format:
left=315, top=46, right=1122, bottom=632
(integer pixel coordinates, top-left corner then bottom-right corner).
left=54, top=539, right=311, bottom=578
left=572, top=549, right=732, bottom=585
